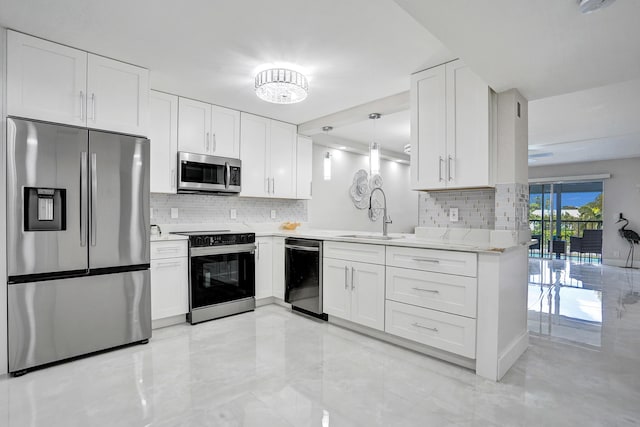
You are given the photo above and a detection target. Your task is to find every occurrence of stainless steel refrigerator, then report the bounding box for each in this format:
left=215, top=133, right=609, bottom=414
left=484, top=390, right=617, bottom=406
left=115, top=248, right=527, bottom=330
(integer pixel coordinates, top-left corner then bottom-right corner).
left=6, top=117, right=151, bottom=374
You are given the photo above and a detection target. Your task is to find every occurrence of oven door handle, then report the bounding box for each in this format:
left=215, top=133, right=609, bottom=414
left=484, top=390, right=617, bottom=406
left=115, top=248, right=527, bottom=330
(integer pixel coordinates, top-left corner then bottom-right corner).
left=284, top=244, right=320, bottom=252
left=190, top=244, right=256, bottom=257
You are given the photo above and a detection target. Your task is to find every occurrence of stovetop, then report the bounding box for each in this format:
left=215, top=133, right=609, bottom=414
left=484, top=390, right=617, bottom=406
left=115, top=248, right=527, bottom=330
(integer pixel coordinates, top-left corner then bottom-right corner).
left=171, top=230, right=255, bottom=247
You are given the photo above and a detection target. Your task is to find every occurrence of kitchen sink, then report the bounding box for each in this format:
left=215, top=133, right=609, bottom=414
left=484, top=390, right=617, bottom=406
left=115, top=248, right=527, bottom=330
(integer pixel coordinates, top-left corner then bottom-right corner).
left=336, top=234, right=404, bottom=241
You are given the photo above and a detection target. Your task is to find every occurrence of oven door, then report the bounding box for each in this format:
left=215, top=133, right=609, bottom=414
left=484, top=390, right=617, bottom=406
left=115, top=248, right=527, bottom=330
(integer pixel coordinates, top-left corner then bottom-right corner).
left=189, top=244, right=255, bottom=309
left=177, top=152, right=241, bottom=193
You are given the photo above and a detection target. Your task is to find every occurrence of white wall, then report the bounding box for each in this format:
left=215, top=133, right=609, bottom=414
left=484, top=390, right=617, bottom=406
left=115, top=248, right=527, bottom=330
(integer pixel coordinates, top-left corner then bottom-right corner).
left=529, top=157, right=640, bottom=267
left=308, top=143, right=418, bottom=233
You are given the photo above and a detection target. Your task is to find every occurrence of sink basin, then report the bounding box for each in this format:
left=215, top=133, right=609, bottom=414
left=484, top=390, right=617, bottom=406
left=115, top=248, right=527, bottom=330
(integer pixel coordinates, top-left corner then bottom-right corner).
left=336, top=234, right=404, bottom=241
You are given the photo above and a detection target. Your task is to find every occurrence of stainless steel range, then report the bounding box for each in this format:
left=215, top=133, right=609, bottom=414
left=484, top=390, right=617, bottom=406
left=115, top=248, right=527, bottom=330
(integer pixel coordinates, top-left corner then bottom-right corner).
left=173, top=231, right=256, bottom=324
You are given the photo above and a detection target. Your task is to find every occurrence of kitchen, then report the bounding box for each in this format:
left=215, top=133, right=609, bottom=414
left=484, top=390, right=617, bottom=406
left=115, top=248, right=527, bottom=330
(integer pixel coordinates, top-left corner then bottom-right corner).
left=1, top=0, right=639, bottom=425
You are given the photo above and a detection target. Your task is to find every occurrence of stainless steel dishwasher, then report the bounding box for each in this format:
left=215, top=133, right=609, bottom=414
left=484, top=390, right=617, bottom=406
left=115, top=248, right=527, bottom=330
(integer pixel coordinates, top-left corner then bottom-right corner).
left=284, top=238, right=327, bottom=320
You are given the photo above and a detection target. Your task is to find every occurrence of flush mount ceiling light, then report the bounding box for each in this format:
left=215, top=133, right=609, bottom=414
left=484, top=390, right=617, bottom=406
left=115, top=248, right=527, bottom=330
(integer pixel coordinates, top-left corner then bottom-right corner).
left=578, top=0, right=615, bottom=14
left=255, top=68, right=309, bottom=104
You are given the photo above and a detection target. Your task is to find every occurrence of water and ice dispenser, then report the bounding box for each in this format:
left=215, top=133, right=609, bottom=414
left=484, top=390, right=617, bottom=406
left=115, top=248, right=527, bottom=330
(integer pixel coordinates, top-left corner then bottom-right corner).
left=24, top=187, right=66, bottom=231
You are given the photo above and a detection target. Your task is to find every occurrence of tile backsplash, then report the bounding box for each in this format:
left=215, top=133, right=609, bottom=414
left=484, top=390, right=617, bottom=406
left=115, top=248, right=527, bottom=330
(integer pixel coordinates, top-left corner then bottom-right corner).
left=418, top=189, right=496, bottom=229
left=495, top=183, right=529, bottom=232
left=150, top=193, right=307, bottom=224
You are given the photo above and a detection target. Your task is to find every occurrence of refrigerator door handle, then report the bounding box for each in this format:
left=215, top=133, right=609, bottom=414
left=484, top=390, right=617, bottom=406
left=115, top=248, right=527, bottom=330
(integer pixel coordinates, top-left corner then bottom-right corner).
left=90, top=153, right=97, bottom=246
left=80, top=152, right=88, bottom=247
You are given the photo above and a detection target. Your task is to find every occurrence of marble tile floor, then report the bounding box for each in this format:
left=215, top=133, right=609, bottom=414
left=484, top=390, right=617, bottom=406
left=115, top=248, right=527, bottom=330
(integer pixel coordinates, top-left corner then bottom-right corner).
left=1, top=262, right=639, bottom=426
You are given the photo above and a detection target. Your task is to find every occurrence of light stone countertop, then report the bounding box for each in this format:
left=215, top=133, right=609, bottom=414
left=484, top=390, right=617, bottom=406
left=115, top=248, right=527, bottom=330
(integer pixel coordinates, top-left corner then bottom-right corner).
left=150, top=233, right=189, bottom=242
left=254, top=228, right=520, bottom=254
left=149, top=224, right=525, bottom=254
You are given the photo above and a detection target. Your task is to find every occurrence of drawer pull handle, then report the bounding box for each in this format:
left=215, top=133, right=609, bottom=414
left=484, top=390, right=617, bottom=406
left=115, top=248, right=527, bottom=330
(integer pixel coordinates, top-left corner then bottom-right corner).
left=412, top=287, right=439, bottom=294
left=156, top=261, right=181, bottom=268
left=412, top=258, right=440, bottom=263
left=156, top=247, right=180, bottom=252
left=412, top=323, right=438, bottom=332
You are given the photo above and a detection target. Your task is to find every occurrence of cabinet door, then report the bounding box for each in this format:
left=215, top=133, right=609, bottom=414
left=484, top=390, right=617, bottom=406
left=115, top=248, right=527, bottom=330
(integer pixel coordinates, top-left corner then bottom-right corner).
left=272, top=237, right=285, bottom=300
left=270, top=121, right=297, bottom=198
left=151, top=257, right=189, bottom=320
left=7, top=31, right=87, bottom=127
left=322, top=258, right=351, bottom=321
left=211, top=105, right=240, bottom=158
left=255, top=238, right=273, bottom=299
left=178, top=97, right=211, bottom=155
left=240, top=113, right=270, bottom=197
left=410, top=64, right=446, bottom=190
left=350, top=261, right=385, bottom=331
left=296, top=135, right=313, bottom=199
left=87, top=54, right=149, bottom=136
left=446, top=60, right=491, bottom=188
left=149, top=91, right=178, bottom=193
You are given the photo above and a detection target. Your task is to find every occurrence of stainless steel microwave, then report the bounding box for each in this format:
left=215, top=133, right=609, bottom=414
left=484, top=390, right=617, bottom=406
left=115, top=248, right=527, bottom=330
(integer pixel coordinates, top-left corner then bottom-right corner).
left=177, top=152, right=241, bottom=194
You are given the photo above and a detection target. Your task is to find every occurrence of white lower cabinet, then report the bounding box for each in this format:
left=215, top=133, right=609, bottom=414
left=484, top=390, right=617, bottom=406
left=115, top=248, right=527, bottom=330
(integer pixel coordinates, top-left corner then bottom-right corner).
left=255, top=237, right=273, bottom=300
left=272, top=237, right=285, bottom=300
left=386, top=267, right=477, bottom=318
left=323, top=249, right=385, bottom=331
left=150, top=241, right=188, bottom=321
left=385, top=300, right=476, bottom=359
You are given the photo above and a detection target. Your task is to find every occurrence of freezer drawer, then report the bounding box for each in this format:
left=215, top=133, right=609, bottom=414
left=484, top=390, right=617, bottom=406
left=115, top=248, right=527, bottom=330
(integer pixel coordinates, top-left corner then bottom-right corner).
left=8, top=270, right=151, bottom=372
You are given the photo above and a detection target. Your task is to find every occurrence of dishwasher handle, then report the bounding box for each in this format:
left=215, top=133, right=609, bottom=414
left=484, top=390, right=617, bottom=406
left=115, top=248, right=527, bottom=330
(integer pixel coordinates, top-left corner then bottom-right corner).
left=285, top=244, right=320, bottom=252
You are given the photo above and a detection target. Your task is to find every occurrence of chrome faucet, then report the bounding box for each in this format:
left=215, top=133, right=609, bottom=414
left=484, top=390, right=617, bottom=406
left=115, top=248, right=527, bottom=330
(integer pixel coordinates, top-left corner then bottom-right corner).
left=369, top=187, right=392, bottom=237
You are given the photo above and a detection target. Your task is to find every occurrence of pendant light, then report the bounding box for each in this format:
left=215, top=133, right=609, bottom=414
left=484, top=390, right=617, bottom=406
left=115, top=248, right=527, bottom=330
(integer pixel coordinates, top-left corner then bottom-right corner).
left=369, top=113, right=381, bottom=176
left=322, top=126, right=333, bottom=180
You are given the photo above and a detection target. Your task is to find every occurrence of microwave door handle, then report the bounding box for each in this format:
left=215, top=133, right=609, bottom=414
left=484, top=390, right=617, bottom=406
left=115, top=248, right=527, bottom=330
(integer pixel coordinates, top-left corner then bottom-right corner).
left=225, top=162, right=230, bottom=189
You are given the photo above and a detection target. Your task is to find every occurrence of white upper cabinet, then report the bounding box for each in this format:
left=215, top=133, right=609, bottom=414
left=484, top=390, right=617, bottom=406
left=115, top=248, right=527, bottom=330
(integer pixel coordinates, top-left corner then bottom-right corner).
left=240, top=112, right=297, bottom=199
left=240, top=113, right=270, bottom=197
left=7, top=31, right=149, bottom=136
left=7, top=30, right=87, bottom=127
left=211, top=105, right=240, bottom=158
left=411, top=59, right=494, bottom=190
left=87, top=54, right=149, bottom=136
left=149, top=91, right=179, bottom=194
left=178, top=98, right=241, bottom=158
left=296, top=135, right=313, bottom=199
left=178, top=97, right=211, bottom=155
left=270, top=120, right=297, bottom=198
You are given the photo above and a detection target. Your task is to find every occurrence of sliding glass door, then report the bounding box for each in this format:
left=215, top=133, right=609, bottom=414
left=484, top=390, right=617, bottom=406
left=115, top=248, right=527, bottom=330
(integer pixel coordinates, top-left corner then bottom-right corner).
left=529, top=181, right=603, bottom=259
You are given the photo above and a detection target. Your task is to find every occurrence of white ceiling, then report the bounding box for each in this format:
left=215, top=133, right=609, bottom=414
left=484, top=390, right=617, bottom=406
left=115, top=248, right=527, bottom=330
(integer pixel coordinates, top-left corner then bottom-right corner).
left=528, top=78, right=640, bottom=166
left=0, top=0, right=453, bottom=125
left=393, top=0, right=640, bottom=101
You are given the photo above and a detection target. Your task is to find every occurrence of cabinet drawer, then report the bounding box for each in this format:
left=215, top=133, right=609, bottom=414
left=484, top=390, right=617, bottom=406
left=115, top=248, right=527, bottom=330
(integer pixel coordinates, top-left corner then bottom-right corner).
left=385, top=300, right=476, bottom=358
left=386, top=267, right=477, bottom=318
left=151, top=240, right=188, bottom=259
left=386, top=246, right=476, bottom=277
left=324, top=241, right=385, bottom=264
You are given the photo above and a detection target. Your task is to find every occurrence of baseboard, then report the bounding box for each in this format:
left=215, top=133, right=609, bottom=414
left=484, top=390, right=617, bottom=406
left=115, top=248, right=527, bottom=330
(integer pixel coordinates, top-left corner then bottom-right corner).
left=497, top=331, right=529, bottom=380
left=152, top=314, right=187, bottom=330
left=256, top=296, right=276, bottom=307
left=603, top=258, right=640, bottom=268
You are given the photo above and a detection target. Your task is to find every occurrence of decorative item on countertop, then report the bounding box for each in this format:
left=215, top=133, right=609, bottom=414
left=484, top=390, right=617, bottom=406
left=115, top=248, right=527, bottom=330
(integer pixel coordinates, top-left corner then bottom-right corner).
left=281, top=222, right=301, bottom=231
left=150, top=224, right=161, bottom=236
left=350, top=169, right=371, bottom=209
